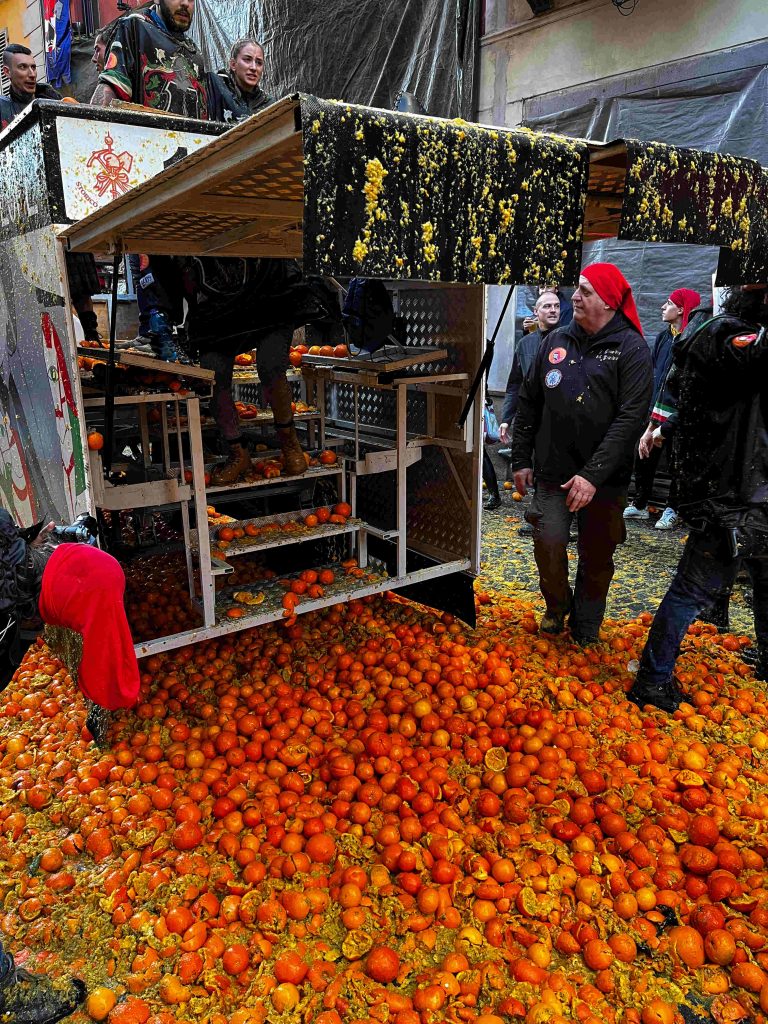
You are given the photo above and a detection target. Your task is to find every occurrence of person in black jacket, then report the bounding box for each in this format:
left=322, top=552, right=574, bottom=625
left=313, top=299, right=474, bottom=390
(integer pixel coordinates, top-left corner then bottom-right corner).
left=0, top=45, right=60, bottom=130
left=499, top=289, right=561, bottom=443
left=208, top=38, right=272, bottom=123
left=511, top=263, right=652, bottom=643
left=628, top=284, right=768, bottom=712
left=624, top=287, right=700, bottom=530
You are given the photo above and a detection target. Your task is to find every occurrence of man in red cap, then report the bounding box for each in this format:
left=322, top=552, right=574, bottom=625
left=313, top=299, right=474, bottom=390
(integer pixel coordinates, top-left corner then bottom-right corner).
left=511, top=263, right=653, bottom=643
left=625, top=287, right=701, bottom=530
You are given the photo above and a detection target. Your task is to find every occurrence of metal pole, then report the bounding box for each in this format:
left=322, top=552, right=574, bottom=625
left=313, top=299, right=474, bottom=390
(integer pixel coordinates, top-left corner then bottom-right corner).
left=456, top=283, right=514, bottom=430
left=103, top=251, right=121, bottom=476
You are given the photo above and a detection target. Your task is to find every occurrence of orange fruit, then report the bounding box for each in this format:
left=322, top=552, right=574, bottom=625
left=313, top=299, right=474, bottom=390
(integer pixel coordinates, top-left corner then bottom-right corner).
left=86, top=987, right=116, bottom=1021
left=641, top=999, right=675, bottom=1024
left=87, top=431, right=104, bottom=451
left=319, top=450, right=337, bottom=465
left=334, top=502, right=352, bottom=518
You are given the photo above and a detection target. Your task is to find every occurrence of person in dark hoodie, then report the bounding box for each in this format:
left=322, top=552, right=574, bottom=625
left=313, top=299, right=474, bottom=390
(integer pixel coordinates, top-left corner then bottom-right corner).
left=625, top=287, right=701, bottom=530
left=511, top=263, right=652, bottom=643
left=628, top=284, right=768, bottom=713
left=208, top=37, right=272, bottom=123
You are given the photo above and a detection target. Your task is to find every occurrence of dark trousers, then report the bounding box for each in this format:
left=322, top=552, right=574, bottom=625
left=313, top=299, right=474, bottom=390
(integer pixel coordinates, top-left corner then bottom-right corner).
left=637, top=530, right=768, bottom=688
left=525, top=481, right=627, bottom=634
left=483, top=449, right=499, bottom=498
left=632, top=445, right=677, bottom=511
left=200, top=327, right=293, bottom=442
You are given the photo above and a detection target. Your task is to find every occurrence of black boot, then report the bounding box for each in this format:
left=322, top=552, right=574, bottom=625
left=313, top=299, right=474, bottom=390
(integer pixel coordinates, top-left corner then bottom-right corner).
left=85, top=703, right=111, bottom=750
left=78, top=310, right=101, bottom=343
left=0, top=957, right=86, bottom=1024
left=483, top=492, right=501, bottom=511
left=627, top=676, right=683, bottom=714
left=755, top=644, right=768, bottom=683
left=699, top=593, right=731, bottom=631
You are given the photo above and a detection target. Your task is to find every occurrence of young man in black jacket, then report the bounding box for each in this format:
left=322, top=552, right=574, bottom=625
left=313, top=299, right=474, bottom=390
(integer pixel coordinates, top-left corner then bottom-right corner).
left=0, top=45, right=60, bottom=130
left=628, top=284, right=768, bottom=712
left=511, top=263, right=652, bottom=644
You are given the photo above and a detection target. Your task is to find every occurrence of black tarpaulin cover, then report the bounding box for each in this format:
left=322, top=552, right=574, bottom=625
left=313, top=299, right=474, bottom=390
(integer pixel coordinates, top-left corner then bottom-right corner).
left=523, top=63, right=768, bottom=332
left=191, top=0, right=479, bottom=121
left=301, top=96, right=590, bottom=285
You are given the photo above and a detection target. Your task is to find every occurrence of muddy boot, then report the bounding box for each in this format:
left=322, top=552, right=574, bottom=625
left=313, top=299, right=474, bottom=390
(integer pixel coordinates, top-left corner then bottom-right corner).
left=210, top=440, right=251, bottom=486
left=0, top=952, right=86, bottom=1024
left=265, top=377, right=306, bottom=477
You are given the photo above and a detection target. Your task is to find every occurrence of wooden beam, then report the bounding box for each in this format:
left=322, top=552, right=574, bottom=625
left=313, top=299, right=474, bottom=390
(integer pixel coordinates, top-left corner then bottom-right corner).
left=198, top=218, right=301, bottom=255
left=64, top=98, right=302, bottom=253
left=182, top=196, right=303, bottom=219
left=118, top=234, right=303, bottom=258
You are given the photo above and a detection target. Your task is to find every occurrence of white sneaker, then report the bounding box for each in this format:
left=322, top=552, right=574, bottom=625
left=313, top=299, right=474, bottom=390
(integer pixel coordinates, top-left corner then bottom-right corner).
left=623, top=504, right=649, bottom=520
left=655, top=507, right=679, bottom=530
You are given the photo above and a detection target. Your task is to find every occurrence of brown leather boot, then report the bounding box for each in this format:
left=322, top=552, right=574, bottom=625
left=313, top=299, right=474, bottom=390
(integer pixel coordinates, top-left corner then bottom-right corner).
left=276, top=425, right=308, bottom=476
left=211, top=440, right=251, bottom=485
left=265, top=376, right=307, bottom=477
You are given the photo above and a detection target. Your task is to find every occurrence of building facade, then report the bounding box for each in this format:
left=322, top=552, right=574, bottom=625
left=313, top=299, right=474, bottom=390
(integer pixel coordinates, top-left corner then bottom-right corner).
left=479, top=0, right=768, bottom=391
left=0, top=0, right=44, bottom=90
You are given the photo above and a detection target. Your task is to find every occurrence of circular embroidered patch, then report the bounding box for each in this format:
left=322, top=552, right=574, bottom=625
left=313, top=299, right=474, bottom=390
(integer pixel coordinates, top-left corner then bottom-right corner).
left=545, top=369, right=562, bottom=388
left=549, top=347, right=567, bottom=364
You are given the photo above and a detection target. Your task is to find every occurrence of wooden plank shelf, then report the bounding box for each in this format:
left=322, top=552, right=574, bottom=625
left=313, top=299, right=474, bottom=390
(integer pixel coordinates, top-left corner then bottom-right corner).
left=206, top=462, right=342, bottom=495
left=206, top=511, right=363, bottom=557
left=232, top=368, right=302, bottom=383
left=118, top=351, right=215, bottom=382
left=216, top=559, right=388, bottom=623
left=237, top=409, right=319, bottom=426
left=302, top=345, right=448, bottom=373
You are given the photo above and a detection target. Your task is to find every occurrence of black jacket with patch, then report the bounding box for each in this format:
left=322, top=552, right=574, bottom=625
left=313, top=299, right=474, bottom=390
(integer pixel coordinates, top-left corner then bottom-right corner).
left=511, top=313, right=652, bottom=489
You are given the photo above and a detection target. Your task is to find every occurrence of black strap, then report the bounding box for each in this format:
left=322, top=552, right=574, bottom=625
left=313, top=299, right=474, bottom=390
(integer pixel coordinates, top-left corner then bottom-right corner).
left=457, top=285, right=514, bottom=430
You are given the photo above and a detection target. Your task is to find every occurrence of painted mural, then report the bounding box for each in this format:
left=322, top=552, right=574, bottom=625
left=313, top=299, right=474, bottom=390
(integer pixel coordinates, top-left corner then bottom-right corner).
left=0, top=106, right=219, bottom=527
left=0, top=122, right=83, bottom=528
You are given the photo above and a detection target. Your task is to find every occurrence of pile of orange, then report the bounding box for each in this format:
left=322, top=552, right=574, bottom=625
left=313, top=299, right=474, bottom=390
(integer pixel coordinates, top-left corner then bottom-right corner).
left=1, top=581, right=768, bottom=1024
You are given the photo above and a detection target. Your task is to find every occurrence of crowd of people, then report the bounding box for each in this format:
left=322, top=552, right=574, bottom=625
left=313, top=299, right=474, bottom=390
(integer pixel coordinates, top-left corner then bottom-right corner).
left=498, top=264, right=767, bottom=711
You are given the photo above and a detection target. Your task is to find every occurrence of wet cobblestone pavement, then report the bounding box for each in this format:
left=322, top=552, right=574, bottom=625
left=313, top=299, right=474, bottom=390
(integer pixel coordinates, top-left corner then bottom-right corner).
left=479, top=489, right=755, bottom=639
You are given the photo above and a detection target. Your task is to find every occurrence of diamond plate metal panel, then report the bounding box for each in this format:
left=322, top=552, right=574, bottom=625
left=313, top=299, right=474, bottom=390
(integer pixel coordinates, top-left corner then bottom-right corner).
left=332, top=385, right=427, bottom=436
left=407, top=445, right=473, bottom=560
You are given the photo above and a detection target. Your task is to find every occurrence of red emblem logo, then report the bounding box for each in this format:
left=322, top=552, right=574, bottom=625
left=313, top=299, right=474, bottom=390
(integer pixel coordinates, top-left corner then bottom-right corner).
left=86, top=133, right=134, bottom=199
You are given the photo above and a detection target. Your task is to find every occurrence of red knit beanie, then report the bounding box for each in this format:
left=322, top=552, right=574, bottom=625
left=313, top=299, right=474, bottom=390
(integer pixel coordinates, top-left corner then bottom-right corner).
left=668, top=288, right=701, bottom=330
left=581, top=263, right=643, bottom=335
